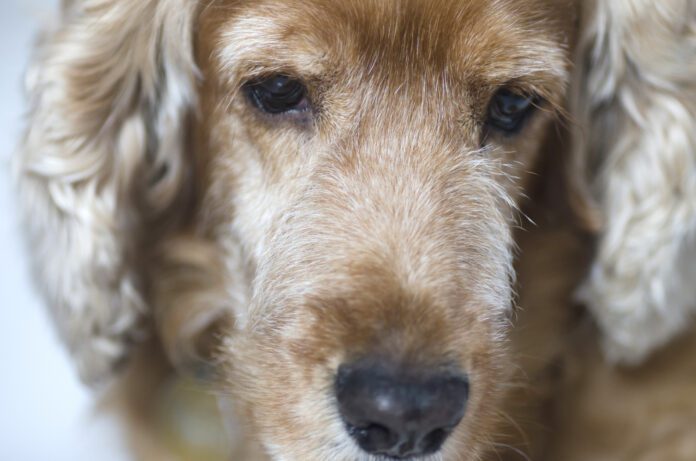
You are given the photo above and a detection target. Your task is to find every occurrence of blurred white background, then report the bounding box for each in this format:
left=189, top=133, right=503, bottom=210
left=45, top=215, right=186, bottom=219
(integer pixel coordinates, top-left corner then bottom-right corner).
left=0, top=1, right=128, bottom=460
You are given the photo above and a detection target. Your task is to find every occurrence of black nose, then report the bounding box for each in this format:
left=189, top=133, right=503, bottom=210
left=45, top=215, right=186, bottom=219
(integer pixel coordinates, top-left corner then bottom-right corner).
left=335, top=361, right=469, bottom=459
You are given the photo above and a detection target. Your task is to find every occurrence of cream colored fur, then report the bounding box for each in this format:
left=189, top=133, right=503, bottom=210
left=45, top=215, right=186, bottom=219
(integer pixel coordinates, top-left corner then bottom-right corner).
left=574, top=0, right=696, bottom=364
left=15, top=0, right=198, bottom=385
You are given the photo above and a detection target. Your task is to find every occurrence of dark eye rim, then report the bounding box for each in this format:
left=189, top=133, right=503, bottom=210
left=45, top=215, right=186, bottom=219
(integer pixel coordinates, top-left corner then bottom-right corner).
left=243, top=74, right=311, bottom=116
left=485, top=87, right=543, bottom=135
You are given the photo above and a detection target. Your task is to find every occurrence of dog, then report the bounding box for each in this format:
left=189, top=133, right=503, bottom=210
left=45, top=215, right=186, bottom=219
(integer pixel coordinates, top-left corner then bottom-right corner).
left=15, top=0, right=696, bottom=460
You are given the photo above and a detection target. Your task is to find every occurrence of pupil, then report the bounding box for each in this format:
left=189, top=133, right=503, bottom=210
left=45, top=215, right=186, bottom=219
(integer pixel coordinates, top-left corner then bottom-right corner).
left=486, top=88, right=540, bottom=134
left=247, top=75, right=307, bottom=114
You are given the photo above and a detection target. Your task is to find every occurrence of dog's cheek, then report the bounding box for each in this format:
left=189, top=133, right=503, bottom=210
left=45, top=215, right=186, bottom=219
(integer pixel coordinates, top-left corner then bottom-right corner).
left=221, top=328, right=348, bottom=460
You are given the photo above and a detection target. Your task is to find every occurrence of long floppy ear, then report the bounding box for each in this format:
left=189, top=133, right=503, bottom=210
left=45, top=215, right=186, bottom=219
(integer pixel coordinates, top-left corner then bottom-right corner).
left=15, top=0, right=199, bottom=385
left=572, top=0, right=696, bottom=364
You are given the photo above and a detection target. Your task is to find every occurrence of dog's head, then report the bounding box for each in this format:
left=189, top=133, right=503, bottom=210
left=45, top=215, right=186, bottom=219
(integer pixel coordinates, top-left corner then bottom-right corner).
left=17, top=0, right=696, bottom=460
left=193, top=1, right=574, bottom=459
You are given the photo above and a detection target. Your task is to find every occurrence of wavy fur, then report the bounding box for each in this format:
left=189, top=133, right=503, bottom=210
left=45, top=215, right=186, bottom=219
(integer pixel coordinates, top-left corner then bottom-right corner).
left=15, top=0, right=198, bottom=385
left=574, top=0, right=696, bottom=364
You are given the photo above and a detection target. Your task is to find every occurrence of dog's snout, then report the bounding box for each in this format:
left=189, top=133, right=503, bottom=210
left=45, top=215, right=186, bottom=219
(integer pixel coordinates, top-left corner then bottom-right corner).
left=335, top=362, right=469, bottom=458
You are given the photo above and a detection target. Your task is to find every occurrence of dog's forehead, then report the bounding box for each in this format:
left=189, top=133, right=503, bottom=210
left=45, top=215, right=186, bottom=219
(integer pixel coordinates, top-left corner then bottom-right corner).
left=212, top=0, right=575, bottom=88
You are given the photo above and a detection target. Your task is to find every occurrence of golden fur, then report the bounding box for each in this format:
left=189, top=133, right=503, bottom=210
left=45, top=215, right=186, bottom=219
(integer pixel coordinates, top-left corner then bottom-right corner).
left=15, top=0, right=696, bottom=460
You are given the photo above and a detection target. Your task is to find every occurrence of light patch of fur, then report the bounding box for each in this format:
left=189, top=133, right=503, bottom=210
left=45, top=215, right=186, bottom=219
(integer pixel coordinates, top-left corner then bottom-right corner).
left=14, top=0, right=199, bottom=385
left=574, top=0, right=696, bottom=364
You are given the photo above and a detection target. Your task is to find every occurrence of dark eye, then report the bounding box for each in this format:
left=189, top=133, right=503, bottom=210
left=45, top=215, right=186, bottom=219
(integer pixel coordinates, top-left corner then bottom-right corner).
left=244, top=75, right=309, bottom=114
left=486, top=88, right=539, bottom=134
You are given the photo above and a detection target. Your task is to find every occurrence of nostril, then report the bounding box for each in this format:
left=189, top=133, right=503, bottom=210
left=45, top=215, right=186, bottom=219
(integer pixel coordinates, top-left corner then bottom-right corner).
left=420, top=428, right=450, bottom=455
left=347, top=423, right=395, bottom=453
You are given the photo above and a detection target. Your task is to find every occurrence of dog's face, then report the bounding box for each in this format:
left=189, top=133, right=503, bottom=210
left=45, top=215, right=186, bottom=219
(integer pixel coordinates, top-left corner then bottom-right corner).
left=21, top=0, right=696, bottom=459
left=20, top=0, right=695, bottom=460
left=191, top=1, right=576, bottom=459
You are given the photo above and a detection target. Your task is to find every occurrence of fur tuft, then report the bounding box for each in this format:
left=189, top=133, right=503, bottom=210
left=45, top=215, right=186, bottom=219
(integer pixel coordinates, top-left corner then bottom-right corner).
left=574, top=0, right=696, bottom=364
left=14, top=0, right=199, bottom=385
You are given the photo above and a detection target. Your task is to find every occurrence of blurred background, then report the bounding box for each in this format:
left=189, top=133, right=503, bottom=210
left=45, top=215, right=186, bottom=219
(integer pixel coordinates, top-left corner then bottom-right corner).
left=0, top=1, right=128, bottom=459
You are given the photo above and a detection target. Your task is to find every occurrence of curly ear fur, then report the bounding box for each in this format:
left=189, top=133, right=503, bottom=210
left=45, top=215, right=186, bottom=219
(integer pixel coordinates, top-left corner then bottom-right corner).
left=573, top=0, right=696, bottom=364
left=15, top=0, right=199, bottom=385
